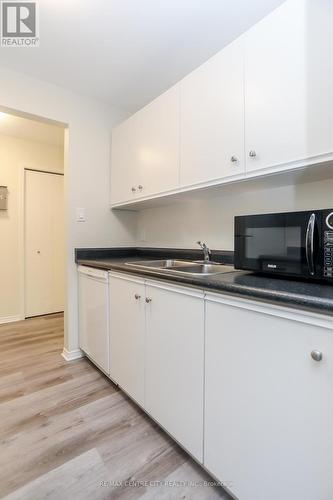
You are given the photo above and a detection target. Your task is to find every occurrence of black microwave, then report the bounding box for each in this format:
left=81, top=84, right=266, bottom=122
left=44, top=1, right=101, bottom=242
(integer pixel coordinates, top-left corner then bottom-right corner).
left=234, top=209, right=333, bottom=281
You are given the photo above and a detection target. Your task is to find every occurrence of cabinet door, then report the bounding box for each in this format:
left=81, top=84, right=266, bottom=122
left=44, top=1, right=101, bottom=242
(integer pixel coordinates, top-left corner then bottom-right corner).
left=245, top=0, right=333, bottom=175
left=181, top=38, right=245, bottom=187
left=136, top=85, right=180, bottom=198
left=245, top=0, right=307, bottom=173
left=145, top=283, right=204, bottom=462
left=110, top=113, right=139, bottom=204
left=109, top=274, right=145, bottom=406
left=78, top=270, right=109, bottom=373
left=205, top=296, right=333, bottom=500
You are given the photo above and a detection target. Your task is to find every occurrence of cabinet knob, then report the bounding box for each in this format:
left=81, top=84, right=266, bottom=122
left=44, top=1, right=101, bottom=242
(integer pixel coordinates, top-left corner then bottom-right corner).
left=230, top=156, right=238, bottom=163
left=131, top=187, right=136, bottom=193
left=311, top=350, right=323, bottom=362
left=138, top=185, right=143, bottom=191
left=249, top=150, right=257, bottom=158
left=145, top=297, right=152, bottom=303
left=134, top=294, right=141, bottom=300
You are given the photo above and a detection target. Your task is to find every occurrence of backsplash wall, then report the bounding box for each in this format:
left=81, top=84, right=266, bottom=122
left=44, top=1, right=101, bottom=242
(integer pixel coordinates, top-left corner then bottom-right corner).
left=137, top=175, right=333, bottom=250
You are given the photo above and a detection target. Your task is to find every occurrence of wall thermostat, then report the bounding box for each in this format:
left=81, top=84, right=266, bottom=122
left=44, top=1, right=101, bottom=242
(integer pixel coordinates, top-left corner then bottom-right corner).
left=0, top=186, right=8, bottom=210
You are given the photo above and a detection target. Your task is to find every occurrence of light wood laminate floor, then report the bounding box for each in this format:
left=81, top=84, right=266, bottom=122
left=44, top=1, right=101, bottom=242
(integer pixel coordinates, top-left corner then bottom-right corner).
left=0, top=314, right=230, bottom=500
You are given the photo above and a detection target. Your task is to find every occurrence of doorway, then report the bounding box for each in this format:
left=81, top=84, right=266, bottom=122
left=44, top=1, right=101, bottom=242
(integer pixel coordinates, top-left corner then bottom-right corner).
left=24, top=169, right=65, bottom=318
left=0, top=110, right=65, bottom=325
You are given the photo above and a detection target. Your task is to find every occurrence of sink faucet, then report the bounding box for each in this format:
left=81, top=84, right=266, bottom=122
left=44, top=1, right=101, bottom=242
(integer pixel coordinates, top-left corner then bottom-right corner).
left=197, top=241, right=211, bottom=262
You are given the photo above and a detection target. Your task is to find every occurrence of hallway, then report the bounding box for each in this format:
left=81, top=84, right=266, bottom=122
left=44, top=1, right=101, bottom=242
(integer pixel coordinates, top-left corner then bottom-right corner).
left=0, top=315, right=227, bottom=500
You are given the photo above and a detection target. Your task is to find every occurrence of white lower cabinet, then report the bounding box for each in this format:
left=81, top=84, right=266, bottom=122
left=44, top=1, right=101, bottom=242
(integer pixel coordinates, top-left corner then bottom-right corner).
left=81, top=267, right=333, bottom=500
left=109, top=274, right=205, bottom=462
left=78, top=266, right=109, bottom=374
left=145, top=282, right=205, bottom=462
left=205, top=294, right=333, bottom=500
left=109, top=273, right=145, bottom=406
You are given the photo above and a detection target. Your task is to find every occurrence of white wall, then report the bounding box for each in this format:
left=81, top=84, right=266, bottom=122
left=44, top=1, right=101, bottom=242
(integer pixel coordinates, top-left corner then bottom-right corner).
left=137, top=174, right=333, bottom=250
left=0, top=67, right=137, bottom=354
left=0, top=134, right=64, bottom=322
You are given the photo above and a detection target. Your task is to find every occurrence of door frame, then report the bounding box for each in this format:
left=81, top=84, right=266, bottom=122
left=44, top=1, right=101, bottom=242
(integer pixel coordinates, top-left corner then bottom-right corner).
left=19, top=165, right=65, bottom=319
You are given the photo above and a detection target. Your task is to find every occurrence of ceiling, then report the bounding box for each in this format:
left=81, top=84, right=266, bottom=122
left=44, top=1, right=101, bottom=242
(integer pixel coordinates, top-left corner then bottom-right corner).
left=0, top=0, right=285, bottom=112
left=0, top=112, right=64, bottom=147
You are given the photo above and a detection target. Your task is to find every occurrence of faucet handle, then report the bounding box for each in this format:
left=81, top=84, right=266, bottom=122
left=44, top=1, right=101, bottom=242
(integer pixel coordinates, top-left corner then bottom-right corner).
left=197, top=241, right=211, bottom=262
left=197, top=240, right=209, bottom=249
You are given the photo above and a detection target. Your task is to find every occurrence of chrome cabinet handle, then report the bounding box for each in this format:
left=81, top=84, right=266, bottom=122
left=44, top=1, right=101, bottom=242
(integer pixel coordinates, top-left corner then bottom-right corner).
left=145, top=297, right=152, bottom=303
left=230, top=156, right=238, bottom=163
left=306, top=213, right=316, bottom=276
left=311, top=350, right=323, bottom=362
left=134, top=294, right=141, bottom=300
left=249, top=150, right=257, bottom=158
left=138, top=185, right=143, bottom=191
left=131, top=187, right=136, bottom=193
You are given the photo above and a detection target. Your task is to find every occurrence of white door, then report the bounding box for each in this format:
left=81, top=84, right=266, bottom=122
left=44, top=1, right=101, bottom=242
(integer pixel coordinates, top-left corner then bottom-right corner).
left=205, top=296, right=333, bottom=500
left=78, top=267, right=109, bottom=373
left=25, top=170, right=65, bottom=317
left=180, top=37, right=245, bottom=187
left=136, top=85, right=180, bottom=198
left=145, top=282, right=204, bottom=462
left=109, top=274, right=145, bottom=406
left=244, top=0, right=307, bottom=173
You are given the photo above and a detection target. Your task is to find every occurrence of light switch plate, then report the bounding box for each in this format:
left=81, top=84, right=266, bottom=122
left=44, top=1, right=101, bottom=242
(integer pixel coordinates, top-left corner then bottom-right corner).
left=0, top=186, right=8, bottom=210
left=76, top=208, right=86, bottom=222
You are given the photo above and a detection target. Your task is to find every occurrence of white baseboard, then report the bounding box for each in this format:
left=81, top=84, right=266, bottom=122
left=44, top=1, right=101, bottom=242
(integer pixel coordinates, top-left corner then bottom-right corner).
left=61, top=348, right=85, bottom=362
left=0, top=315, right=24, bottom=325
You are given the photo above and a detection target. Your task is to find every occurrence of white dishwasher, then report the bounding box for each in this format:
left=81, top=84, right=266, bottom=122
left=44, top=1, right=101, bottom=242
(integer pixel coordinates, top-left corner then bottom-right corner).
left=78, top=265, right=109, bottom=374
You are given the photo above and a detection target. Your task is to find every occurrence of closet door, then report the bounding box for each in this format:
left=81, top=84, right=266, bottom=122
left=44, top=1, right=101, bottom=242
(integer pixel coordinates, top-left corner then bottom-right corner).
left=25, top=170, right=64, bottom=317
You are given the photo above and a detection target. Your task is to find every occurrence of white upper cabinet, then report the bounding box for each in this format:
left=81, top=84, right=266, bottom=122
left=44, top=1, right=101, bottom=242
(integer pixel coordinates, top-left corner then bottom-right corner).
left=110, top=85, right=180, bottom=205
left=135, top=85, right=180, bottom=198
left=111, top=0, right=333, bottom=206
left=110, top=112, right=140, bottom=205
left=244, top=0, right=333, bottom=174
left=244, top=0, right=306, bottom=173
left=180, top=37, right=245, bottom=187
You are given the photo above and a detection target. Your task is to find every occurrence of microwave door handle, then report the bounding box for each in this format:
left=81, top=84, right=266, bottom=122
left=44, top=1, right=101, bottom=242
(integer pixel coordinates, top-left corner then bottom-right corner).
left=306, top=213, right=316, bottom=276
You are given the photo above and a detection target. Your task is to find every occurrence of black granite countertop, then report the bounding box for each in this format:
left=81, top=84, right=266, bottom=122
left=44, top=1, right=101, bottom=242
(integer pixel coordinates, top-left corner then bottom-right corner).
left=75, top=248, right=333, bottom=316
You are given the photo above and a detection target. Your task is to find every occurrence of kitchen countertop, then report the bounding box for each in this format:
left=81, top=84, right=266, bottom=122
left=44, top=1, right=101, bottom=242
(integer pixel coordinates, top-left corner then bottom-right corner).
left=76, top=248, right=333, bottom=317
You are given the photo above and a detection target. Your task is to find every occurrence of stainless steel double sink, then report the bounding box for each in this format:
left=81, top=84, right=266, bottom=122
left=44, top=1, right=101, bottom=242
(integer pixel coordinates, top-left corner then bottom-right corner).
left=125, top=259, right=235, bottom=276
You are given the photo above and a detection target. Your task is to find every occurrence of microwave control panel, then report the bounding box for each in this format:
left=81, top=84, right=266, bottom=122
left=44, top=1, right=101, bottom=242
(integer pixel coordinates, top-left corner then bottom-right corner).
left=324, top=231, right=333, bottom=277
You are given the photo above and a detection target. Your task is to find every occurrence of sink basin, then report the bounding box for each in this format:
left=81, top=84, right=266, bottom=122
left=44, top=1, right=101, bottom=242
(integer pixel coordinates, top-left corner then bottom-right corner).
left=125, top=260, right=234, bottom=276
left=126, top=259, right=196, bottom=269
left=169, top=264, right=234, bottom=275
